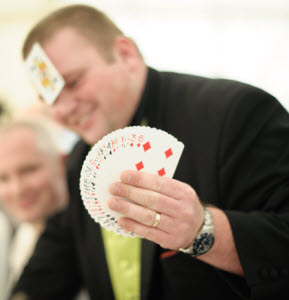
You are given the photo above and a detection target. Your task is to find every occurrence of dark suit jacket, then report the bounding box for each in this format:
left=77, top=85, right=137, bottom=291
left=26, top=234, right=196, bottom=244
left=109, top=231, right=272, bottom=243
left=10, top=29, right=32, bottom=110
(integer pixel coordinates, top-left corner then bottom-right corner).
left=13, top=68, right=289, bottom=299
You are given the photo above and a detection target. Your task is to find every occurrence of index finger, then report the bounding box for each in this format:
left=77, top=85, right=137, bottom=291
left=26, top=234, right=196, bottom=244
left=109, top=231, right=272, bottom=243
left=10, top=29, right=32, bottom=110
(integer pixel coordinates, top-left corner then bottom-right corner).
left=120, top=170, right=191, bottom=200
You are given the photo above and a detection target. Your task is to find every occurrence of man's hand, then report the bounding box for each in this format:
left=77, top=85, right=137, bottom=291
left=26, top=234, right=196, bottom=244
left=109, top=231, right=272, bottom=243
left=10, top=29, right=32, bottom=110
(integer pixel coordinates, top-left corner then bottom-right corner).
left=108, top=170, right=204, bottom=250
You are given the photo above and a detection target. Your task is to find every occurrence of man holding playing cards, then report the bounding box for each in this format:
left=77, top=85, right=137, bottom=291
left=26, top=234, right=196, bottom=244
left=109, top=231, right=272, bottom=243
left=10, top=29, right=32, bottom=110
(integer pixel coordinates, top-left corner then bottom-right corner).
left=11, top=4, right=289, bottom=300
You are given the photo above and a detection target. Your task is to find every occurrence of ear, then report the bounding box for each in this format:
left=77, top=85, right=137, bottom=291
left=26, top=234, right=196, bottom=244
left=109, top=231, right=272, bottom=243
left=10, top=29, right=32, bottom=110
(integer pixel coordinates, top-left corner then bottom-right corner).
left=113, top=36, right=141, bottom=70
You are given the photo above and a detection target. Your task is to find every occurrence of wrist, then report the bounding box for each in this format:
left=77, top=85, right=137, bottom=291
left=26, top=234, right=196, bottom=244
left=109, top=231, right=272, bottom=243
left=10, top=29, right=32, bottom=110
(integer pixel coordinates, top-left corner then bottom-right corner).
left=179, top=206, right=215, bottom=257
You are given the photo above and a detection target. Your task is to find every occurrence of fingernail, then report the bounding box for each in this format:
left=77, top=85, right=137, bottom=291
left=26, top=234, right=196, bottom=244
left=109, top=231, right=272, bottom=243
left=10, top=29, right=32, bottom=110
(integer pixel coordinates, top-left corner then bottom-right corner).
left=108, top=197, right=119, bottom=210
left=109, top=182, right=119, bottom=194
left=118, top=218, right=125, bottom=228
left=121, top=171, right=130, bottom=182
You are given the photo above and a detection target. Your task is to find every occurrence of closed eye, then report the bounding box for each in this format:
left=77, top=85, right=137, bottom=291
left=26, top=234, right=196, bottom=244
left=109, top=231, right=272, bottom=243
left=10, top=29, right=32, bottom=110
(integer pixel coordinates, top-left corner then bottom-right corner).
left=20, top=165, right=39, bottom=176
left=66, top=78, right=80, bottom=89
left=0, top=174, right=8, bottom=183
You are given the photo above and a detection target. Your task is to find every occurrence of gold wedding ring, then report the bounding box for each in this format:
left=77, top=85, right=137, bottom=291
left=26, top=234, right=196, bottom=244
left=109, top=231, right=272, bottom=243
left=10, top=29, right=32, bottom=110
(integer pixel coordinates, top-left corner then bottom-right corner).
left=152, top=212, right=161, bottom=228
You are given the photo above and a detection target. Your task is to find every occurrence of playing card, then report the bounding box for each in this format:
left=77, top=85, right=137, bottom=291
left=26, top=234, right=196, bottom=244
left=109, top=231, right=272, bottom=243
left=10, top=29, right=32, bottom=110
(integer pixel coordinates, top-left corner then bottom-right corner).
left=79, top=126, right=184, bottom=237
left=127, top=127, right=184, bottom=178
left=25, top=42, right=65, bottom=105
left=80, top=129, right=128, bottom=225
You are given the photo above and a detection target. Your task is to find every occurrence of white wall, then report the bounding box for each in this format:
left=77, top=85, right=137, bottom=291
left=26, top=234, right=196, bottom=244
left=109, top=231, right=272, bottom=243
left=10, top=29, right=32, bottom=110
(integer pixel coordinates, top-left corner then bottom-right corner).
left=0, top=0, right=60, bottom=111
left=1, top=0, right=289, bottom=111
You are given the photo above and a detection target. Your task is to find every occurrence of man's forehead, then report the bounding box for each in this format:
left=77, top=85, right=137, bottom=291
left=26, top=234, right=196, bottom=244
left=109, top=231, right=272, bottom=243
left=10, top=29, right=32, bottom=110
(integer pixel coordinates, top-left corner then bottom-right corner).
left=0, top=127, right=35, bottom=145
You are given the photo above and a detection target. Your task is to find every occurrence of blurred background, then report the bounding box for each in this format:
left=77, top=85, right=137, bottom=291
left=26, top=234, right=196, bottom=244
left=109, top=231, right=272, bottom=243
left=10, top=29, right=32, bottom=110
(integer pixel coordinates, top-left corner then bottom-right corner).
left=1, top=0, right=289, bottom=114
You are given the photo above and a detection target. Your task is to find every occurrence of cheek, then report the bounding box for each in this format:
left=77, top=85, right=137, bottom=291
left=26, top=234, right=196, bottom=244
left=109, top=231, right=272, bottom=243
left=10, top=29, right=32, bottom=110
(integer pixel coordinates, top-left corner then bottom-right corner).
left=78, top=82, right=96, bottom=99
left=0, top=193, right=23, bottom=221
left=101, top=83, right=127, bottom=114
left=0, top=185, right=14, bottom=204
left=0, top=193, right=13, bottom=213
left=86, top=70, right=125, bottom=106
left=0, top=185, right=8, bottom=198
left=34, top=173, right=54, bottom=194
left=26, top=168, right=55, bottom=200
left=27, top=175, right=56, bottom=215
left=50, top=109, right=62, bottom=123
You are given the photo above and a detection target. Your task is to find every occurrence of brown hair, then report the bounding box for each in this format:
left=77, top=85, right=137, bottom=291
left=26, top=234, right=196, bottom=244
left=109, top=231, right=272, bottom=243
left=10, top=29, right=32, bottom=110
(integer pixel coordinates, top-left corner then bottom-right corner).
left=22, top=4, right=124, bottom=62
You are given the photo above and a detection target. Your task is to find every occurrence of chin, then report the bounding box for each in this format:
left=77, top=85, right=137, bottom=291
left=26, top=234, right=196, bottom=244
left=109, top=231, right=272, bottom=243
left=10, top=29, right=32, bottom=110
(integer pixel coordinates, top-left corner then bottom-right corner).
left=18, top=213, right=40, bottom=223
left=83, top=135, right=97, bottom=145
left=84, top=131, right=108, bottom=145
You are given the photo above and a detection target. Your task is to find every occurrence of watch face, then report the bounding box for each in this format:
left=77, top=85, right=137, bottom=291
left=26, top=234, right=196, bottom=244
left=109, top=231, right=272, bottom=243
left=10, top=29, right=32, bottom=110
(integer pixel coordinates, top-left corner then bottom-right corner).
left=193, top=232, right=215, bottom=256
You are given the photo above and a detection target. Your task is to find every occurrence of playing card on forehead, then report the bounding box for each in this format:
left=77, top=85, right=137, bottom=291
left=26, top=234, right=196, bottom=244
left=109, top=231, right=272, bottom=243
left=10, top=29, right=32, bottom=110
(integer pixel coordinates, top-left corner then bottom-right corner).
left=80, top=126, right=184, bottom=237
left=25, top=42, right=65, bottom=105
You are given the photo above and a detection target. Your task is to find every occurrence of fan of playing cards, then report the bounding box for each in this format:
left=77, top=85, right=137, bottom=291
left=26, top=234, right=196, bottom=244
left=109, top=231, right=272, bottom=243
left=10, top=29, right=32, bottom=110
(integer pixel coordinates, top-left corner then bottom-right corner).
left=79, top=126, right=184, bottom=237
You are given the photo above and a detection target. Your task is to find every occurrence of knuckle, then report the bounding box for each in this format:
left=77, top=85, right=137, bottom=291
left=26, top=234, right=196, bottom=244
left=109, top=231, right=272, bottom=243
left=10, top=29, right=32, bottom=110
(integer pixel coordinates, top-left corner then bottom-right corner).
left=121, top=184, right=130, bottom=199
left=163, top=216, right=176, bottom=231
left=119, top=199, right=130, bottom=215
left=122, top=219, right=134, bottom=232
left=143, top=210, right=155, bottom=226
left=151, top=191, right=161, bottom=208
left=142, top=191, right=160, bottom=210
left=178, top=203, right=193, bottom=219
left=185, top=206, right=194, bottom=220
left=132, top=171, right=142, bottom=186
left=183, top=183, right=195, bottom=197
left=154, top=177, right=166, bottom=191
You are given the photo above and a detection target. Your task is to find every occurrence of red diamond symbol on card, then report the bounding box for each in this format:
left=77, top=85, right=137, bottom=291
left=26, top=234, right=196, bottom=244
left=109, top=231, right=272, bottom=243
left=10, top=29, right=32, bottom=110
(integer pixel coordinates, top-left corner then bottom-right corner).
left=165, top=148, right=173, bottom=158
left=136, top=161, right=144, bottom=171
left=158, top=168, right=166, bottom=176
left=143, top=141, right=151, bottom=152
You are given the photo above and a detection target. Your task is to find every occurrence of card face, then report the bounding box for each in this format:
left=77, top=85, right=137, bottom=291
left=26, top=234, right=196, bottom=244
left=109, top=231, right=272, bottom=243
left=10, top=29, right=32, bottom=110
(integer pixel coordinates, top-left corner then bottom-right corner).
left=25, top=42, right=65, bottom=105
left=80, top=126, right=185, bottom=237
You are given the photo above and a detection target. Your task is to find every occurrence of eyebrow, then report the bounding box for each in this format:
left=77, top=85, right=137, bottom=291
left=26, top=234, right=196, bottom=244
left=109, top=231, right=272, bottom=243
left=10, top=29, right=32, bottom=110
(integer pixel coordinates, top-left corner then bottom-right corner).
left=62, top=69, right=83, bottom=81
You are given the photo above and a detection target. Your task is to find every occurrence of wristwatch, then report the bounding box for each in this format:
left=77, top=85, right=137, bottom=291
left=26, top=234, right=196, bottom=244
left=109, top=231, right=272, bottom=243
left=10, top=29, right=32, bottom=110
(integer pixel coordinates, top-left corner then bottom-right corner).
left=179, top=207, right=215, bottom=257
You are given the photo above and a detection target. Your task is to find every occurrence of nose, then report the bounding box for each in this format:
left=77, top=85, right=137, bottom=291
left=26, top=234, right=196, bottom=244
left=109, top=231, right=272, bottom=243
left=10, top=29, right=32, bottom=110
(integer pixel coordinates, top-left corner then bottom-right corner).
left=8, top=175, right=25, bottom=198
left=50, top=89, right=78, bottom=122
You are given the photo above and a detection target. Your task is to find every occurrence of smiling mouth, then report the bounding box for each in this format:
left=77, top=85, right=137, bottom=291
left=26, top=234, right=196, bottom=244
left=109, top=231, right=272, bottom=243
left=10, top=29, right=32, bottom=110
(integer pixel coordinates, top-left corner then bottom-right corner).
left=79, top=114, right=90, bottom=124
left=78, top=110, right=94, bottom=127
left=18, top=198, right=36, bottom=209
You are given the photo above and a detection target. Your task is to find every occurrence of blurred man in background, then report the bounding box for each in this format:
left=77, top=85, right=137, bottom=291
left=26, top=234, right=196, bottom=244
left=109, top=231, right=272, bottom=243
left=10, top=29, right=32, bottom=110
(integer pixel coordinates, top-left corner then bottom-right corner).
left=0, top=118, right=68, bottom=299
